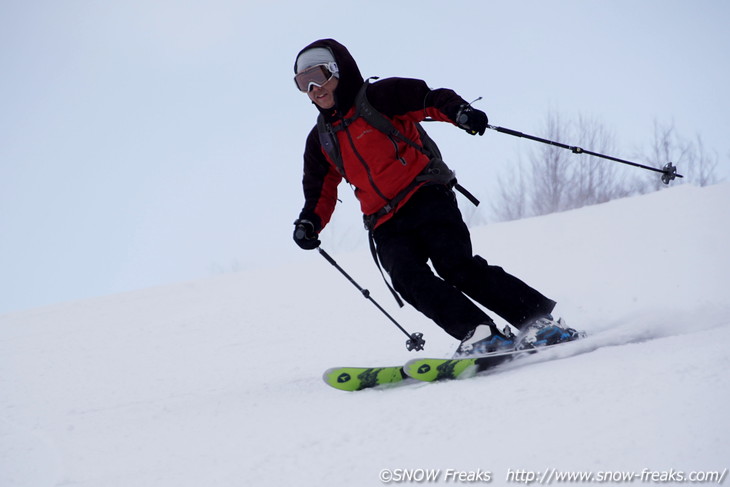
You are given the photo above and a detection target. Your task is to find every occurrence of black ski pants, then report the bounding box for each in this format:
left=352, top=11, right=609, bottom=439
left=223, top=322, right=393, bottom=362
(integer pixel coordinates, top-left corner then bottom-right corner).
left=372, top=185, right=556, bottom=340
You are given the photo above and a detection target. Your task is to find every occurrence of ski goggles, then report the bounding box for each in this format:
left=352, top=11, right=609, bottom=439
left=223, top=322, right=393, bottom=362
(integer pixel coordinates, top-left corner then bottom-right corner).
left=294, top=62, right=338, bottom=92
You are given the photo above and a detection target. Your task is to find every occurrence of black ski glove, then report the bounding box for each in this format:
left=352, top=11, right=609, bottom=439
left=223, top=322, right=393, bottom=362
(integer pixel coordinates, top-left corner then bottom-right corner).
left=293, top=219, right=321, bottom=250
left=456, top=105, right=488, bottom=136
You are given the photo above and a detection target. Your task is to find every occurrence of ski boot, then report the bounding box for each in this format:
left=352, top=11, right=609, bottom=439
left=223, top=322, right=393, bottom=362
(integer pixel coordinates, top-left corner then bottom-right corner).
left=516, top=315, right=585, bottom=350
left=454, top=323, right=516, bottom=358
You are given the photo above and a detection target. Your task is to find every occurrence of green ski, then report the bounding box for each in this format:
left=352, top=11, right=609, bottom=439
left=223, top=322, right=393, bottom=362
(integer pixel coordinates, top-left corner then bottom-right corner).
left=323, top=366, right=408, bottom=391
left=404, top=351, right=517, bottom=382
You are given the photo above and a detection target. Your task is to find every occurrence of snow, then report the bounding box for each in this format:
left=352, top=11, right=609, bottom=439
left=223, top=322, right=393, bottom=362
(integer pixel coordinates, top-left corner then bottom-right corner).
left=1, top=183, right=729, bottom=487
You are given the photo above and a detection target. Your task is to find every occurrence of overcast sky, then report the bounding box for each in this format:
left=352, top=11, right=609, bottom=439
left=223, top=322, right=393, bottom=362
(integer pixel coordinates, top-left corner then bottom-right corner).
left=2, top=0, right=729, bottom=314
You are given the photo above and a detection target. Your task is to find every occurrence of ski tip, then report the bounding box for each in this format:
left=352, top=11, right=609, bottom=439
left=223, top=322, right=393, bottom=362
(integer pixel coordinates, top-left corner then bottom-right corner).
left=322, top=366, right=407, bottom=392
left=322, top=367, right=359, bottom=391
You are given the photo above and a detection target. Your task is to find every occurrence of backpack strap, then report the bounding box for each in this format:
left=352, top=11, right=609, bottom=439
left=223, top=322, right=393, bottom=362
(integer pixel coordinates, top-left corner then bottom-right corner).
left=317, top=114, right=346, bottom=178
left=368, top=231, right=405, bottom=308
left=356, top=80, right=436, bottom=159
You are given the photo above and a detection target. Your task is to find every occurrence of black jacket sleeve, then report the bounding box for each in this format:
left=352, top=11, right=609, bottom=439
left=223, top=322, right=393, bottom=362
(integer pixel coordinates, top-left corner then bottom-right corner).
left=298, top=126, right=342, bottom=232
left=365, top=77, right=468, bottom=123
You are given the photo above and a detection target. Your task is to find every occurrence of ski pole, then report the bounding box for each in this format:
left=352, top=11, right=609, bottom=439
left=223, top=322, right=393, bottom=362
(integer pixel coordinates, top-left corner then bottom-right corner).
left=486, top=124, right=683, bottom=185
left=316, top=247, right=425, bottom=351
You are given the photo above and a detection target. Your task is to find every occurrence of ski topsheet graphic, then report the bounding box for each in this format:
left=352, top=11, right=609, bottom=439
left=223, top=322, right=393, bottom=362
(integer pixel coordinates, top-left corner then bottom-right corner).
left=323, top=366, right=407, bottom=391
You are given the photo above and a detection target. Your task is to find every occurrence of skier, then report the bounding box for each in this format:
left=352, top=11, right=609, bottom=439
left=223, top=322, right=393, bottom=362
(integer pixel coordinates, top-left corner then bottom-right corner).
left=292, top=38, right=581, bottom=356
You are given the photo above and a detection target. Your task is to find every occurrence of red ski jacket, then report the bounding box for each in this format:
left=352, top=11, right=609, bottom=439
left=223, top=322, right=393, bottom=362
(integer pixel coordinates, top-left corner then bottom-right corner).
left=296, top=39, right=470, bottom=232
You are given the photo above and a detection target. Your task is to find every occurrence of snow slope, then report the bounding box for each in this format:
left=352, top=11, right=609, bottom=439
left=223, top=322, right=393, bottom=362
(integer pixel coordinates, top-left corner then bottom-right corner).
left=1, top=183, right=729, bottom=487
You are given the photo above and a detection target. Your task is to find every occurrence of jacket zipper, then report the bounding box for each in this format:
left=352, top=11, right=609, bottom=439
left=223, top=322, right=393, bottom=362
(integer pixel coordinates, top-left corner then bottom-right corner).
left=388, top=135, right=408, bottom=166
left=342, top=124, right=391, bottom=206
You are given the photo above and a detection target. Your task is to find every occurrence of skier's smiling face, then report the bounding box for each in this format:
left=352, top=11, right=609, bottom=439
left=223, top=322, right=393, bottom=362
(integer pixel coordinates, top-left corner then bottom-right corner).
left=307, top=77, right=338, bottom=109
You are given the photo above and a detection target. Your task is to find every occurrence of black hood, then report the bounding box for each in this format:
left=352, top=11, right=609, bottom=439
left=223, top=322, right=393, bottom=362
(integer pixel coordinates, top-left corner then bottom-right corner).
left=294, top=38, right=364, bottom=117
